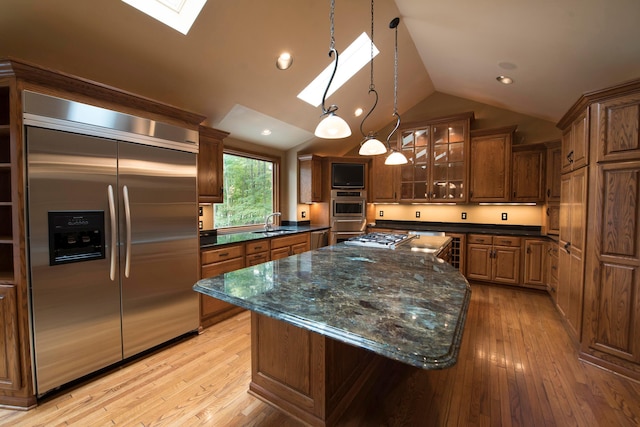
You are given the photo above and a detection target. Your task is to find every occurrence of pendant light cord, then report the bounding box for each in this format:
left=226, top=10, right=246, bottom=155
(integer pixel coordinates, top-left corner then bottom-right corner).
left=360, top=0, right=379, bottom=138
left=387, top=17, right=401, bottom=147
left=320, top=0, right=339, bottom=116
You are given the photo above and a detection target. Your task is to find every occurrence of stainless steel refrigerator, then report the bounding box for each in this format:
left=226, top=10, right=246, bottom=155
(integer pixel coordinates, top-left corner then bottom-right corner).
left=24, top=92, right=200, bottom=396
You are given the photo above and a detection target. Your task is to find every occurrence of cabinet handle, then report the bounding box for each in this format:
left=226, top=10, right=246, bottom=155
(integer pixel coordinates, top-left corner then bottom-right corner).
left=527, top=247, right=531, bottom=254
left=547, top=189, right=551, bottom=198
left=255, top=246, right=262, bottom=250
left=219, top=252, right=229, bottom=257
left=503, top=240, right=512, bottom=245
left=513, top=191, right=516, bottom=198
left=564, top=242, right=571, bottom=254
left=546, top=208, right=550, bottom=216
left=567, top=150, right=574, bottom=163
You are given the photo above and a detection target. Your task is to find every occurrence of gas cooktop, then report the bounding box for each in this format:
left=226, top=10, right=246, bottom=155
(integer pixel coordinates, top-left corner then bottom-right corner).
left=344, top=232, right=416, bottom=249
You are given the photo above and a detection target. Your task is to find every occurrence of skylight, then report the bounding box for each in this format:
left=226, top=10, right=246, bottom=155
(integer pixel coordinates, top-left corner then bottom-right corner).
left=297, top=32, right=380, bottom=108
left=122, top=0, right=207, bottom=35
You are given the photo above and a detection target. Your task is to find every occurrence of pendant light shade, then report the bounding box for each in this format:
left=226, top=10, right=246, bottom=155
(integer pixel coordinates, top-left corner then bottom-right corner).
left=359, top=135, right=387, bottom=155
left=384, top=17, right=408, bottom=166
left=315, top=111, right=352, bottom=139
left=315, top=0, right=351, bottom=139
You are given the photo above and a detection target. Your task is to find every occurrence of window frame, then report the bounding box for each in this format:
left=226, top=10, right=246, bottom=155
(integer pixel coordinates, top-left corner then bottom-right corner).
left=215, top=147, right=280, bottom=233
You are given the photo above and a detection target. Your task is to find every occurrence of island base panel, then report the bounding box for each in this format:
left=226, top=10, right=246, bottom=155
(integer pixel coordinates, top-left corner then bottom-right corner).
left=249, top=313, right=380, bottom=427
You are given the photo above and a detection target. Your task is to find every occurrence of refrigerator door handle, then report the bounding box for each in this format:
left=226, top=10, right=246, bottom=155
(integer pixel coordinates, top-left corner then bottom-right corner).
left=108, top=185, right=117, bottom=281
left=123, top=185, right=132, bottom=278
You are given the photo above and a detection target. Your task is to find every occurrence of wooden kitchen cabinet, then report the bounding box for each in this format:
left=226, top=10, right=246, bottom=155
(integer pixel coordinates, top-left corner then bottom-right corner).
left=466, top=234, right=521, bottom=286
left=271, top=232, right=310, bottom=260
left=546, top=141, right=562, bottom=202
left=200, top=244, right=245, bottom=327
left=469, top=126, right=516, bottom=202
left=580, top=86, right=640, bottom=379
left=198, top=125, right=228, bottom=204
left=547, top=242, right=559, bottom=302
left=246, top=240, right=270, bottom=266
left=298, top=154, right=323, bottom=203
left=557, top=167, right=587, bottom=342
left=544, top=204, right=560, bottom=235
left=392, top=113, right=473, bottom=203
left=523, top=239, right=546, bottom=289
left=369, top=153, right=400, bottom=202
left=512, top=145, right=545, bottom=202
left=0, top=285, right=21, bottom=391
left=560, top=110, right=588, bottom=174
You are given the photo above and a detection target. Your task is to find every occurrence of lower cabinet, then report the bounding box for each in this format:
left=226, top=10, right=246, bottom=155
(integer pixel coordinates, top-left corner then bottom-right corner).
left=200, top=244, right=246, bottom=328
left=270, top=233, right=310, bottom=261
left=246, top=241, right=270, bottom=266
left=466, top=234, right=521, bottom=285
left=0, top=285, right=21, bottom=391
left=200, top=232, right=312, bottom=328
left=522, top=239, right=547, bottom=289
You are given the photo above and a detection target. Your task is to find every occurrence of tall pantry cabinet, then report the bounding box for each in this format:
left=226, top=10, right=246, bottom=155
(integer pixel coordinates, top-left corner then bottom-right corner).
left=557, top=78, right=640, bottom=381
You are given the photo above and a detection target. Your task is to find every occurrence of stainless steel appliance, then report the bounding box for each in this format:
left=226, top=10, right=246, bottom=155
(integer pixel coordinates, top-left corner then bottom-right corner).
left=330, top=189, right=367, bottom=244
left=24, top=91, right=200, bottom=396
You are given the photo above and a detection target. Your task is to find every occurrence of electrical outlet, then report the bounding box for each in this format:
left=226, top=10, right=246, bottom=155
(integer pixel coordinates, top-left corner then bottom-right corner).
left=301, top=211, right=306, bottom=218
left=379, top=210, right=384, bottom=217
left=198, top=206, right=203, bottom=216
left=415, top=211, right=421, bottom=218
left=502, top=212, right=508, bottom=221
left=461, top=212, right=467, bottom=220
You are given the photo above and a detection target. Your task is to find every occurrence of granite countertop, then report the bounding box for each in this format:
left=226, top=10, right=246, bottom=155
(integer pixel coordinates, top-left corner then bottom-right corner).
left=194, top=237, right=471, bottom=370
left=201, top=225, right=330, bottom=249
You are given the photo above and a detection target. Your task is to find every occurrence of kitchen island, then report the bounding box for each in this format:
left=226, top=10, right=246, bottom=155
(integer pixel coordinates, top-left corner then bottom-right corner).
left=194, top=235, right=470, bottom=426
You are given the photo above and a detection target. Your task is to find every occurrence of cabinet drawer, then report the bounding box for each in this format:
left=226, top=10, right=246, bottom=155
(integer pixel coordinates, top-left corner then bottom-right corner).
left=271, top=233, right=309, bottom=249
left=202, top=257, right=245, bottom=278
left=201, top=244, right=244, bottom=264
left=246, top=240, right=270, bottom=255
left=246, top=252, right=269, bottom=266
left=467, top=234, right=491, bottom=244
left=493, top=236, right=521, bottom=247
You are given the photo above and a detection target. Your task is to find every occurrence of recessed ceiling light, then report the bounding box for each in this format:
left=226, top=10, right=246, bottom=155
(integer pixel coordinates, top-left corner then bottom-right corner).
left=297, top=32, right=380, bottom=107
left=121, top=0, right=207, bottom=35
left=276, top=52, right=293, bottom=70
left=261, top=129, right=272, bottom=136
left=354, top=108, right=364, bottom=117
left=496, top=75, right=514, bottom=85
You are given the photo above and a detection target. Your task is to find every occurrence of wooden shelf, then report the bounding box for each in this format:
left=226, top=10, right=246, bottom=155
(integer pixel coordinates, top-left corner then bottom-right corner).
left=0, top=238, right=13, bottom=244
left=0, top=272, right=14, bottom=285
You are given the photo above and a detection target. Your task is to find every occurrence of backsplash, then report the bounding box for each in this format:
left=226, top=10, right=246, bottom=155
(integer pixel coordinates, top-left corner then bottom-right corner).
left=371, top=204, right=542, bottom=226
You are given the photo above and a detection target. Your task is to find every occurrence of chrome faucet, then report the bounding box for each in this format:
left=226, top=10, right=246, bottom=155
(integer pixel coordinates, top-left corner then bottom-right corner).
left=264, top=212, right=281, bottom=231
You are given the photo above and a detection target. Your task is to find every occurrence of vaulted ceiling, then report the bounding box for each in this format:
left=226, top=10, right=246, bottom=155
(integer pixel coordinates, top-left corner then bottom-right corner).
left=2, top=0, right=639, bottom=154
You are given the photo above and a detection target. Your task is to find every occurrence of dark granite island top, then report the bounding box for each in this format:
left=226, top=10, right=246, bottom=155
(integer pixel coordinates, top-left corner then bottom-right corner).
left=194, top=237, right=471, bottom=370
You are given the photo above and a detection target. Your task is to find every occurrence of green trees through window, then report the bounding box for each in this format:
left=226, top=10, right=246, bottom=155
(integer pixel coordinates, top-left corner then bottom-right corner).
left=214, top=153, right=275, bottom=228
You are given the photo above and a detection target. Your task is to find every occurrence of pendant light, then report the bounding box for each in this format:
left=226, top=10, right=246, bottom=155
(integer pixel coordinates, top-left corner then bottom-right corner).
left=358, top=0, right=386, bottom=156
left=384, top=17, right=408, bottom=165
left=314, top=0, right=352, bottom=139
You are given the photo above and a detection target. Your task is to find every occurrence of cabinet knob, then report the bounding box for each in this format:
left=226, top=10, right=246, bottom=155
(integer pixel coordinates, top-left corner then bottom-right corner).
left=546, top=208, right=550, bottom=216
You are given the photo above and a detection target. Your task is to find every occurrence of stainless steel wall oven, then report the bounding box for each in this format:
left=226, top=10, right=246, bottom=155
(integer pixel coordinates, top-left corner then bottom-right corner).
left=330, top=190, right=367, bottom=244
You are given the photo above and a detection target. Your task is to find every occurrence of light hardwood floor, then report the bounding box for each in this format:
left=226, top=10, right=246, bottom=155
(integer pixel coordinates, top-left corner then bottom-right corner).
left=1, top=284, right=639, bottom=426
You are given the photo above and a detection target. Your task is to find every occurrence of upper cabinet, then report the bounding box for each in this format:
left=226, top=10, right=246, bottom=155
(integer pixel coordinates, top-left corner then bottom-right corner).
left=198, top=125, right=229, bottom=204
left=370, top=112, right=473, bottom=203
left=469, top=126, right=516, bottom=203
left=298, top=154, right=323, bottom=203
left=560, top=110, right=588, bottom=174
left=545, top=141, right=562, bottom=202
left=593, top=91, right=640, bottom=163
left=512, top=144, right=545, bottom=202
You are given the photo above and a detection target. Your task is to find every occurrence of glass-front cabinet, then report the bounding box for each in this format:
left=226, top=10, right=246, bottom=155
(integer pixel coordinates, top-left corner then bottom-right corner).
left=398, top=113, right=472, bottom=203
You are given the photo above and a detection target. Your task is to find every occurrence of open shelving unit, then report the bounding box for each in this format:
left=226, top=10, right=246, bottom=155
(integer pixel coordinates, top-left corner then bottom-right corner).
left=0, top=85, right=14, bottom=284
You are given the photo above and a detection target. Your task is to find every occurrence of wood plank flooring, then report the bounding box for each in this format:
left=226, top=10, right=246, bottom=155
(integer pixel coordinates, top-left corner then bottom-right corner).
left=1, top=283, right=639, bottom=426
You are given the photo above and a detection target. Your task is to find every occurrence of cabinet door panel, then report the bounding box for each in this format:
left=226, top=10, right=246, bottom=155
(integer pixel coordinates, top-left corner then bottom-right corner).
left=595, top=93, right=640, bottom=162
left=470, top=133, right=510, bottom=202
left=571, top=112, right=589, bottom=170
left=466, top=244, right=492, bottom=281
left=0, top=285, right=20, bottom=390
left=512, top=150, right=544, bottom=202
left=493, top=247, right=520, bottom=285
left=524, top=240, right=546, bottom=286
